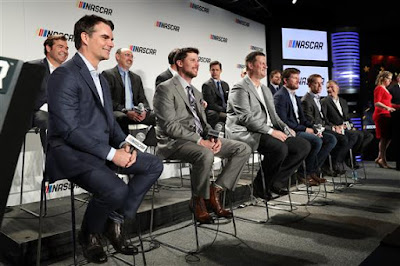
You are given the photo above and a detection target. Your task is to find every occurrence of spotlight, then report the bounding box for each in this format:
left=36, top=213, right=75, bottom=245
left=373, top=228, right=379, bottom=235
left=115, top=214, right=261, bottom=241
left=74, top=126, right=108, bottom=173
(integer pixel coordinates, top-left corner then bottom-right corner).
left=292, top=0, right=297, bottom=4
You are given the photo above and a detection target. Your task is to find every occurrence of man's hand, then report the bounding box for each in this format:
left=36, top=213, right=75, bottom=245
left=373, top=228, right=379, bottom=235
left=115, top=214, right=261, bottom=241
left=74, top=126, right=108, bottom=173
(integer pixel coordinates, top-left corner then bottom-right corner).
left=127, top=110, right=146, bottom=122
left=271, top=129, right=288, bottom=142
left=305, top=127, right=314, bottom=134
left=211, top=138, right=222, bottom=154
left=112, top=147, right=137, bottom=168
left=333, top=125, right=344, bottom=135
left=288, top=128, right=296, bottom=137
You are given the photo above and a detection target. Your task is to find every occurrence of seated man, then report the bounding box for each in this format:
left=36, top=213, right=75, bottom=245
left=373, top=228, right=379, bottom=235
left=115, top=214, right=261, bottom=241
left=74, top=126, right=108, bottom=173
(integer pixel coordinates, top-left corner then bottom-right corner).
left=154, top=47, right=251, bottom=224
left=103, top=48, right=156, bottom=136
left=225, top=51, right=310, bottom=200
left=202, top=61, right=229, bottom=129
left=46, top=15, right=162, bottom=263
left=322, top=80, right=373, bottom=168
left=301, top=74, right=357, bottom=176
left=274, top=68, right=337, bottom=185
left=268, top=69, right=282, bottom=95
left=30, top=34, right=69, bottom=150
left=155, top=48, right=178, bottom=87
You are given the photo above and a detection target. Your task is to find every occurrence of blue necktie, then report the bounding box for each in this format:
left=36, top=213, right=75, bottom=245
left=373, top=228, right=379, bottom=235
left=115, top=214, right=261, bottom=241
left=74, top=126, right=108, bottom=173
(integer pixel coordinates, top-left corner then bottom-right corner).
left=124, top=71, right=134, bottom=110
left=217, top=81, right=227, bottom=109
left=186, top=86, right=203, bottom=135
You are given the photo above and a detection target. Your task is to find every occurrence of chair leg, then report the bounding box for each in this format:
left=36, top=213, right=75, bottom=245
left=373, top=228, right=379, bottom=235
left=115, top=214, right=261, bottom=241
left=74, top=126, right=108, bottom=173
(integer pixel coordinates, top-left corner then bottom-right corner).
left=36, top=178, right=46, bottom=266
left=136, top=215, right=147, bottom=266
left=70, top=182, right=78, bottom=266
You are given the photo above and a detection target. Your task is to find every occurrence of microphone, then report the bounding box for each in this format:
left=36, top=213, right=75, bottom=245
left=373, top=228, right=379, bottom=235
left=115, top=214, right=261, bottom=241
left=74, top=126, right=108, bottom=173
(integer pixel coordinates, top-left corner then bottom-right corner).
left=313, top=124, right=325, bottom=135
left=214, top=123, right=225, bottom=138
left=125, top=133, right=147, bottom=153
left=134, top=102, right=146, bottom=114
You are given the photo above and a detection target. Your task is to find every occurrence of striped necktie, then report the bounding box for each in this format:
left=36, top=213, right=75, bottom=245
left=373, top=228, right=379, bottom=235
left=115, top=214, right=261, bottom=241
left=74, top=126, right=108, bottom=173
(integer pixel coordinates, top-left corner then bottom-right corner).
left=186, top=86, right=203, bottom=135
left=217, top=81, right=227, bottom=109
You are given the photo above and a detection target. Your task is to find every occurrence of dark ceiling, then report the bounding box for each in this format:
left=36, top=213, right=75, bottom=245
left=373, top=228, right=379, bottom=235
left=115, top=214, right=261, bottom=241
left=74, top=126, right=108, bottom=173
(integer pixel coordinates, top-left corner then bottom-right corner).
left=201, top=0, right=399, bottom=56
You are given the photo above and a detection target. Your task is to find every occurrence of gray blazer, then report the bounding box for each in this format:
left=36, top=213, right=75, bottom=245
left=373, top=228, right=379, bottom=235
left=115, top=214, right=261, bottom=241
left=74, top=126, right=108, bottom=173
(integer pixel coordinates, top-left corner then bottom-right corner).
left=153, top=75, right=212, bottom=159
left=225, top=76, right=287, bottom=151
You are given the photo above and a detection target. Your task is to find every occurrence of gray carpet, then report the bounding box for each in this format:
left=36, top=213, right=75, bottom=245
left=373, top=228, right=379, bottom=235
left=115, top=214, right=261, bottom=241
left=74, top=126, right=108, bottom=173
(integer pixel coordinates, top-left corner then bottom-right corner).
left=50, top=161, right=400, bottom=266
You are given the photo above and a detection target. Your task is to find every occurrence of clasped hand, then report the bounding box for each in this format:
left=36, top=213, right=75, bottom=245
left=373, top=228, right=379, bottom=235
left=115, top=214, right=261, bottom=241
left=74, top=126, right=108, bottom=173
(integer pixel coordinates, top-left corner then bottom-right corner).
left=112, top=145, right=137, bottom=168
left=199, top=138, right=221, bottom=154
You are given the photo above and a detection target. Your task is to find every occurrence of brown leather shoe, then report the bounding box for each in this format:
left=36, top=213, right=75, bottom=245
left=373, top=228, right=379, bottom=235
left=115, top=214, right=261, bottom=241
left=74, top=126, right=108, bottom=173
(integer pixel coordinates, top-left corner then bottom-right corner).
left=311, top=173, right=326, bottom=184
left=305, top=176, right=319, bottom=186
left=189, top=196, right=214, bottom=224
left=207, top=185, right=233, bottom=218
left=104, top=219, right=138, bottom=255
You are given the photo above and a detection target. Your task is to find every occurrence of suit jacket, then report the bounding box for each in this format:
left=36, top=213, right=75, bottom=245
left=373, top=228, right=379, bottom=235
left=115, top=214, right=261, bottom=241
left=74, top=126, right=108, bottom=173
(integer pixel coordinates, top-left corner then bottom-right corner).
left=268, top=83, right=281, bottom=95
left=274, top=87, right=313, bottom=132
left=321, top=96, right=349, bottom=127
left=155, top=68, right=173, bottom=87
left=202, top=78, right=229, bottom=113
left=301, top=92, right=332, bottom=131
left=30, top=58, right=50, bottom=111
left=102, top=66, right=149, bottom=111
left=389, top=83, right=400, bottom=104
left=46, top=53, right=126, bottom=182
left=225, top=75, right=287, bottom=151
left=153, top=75, right=212, bottom=159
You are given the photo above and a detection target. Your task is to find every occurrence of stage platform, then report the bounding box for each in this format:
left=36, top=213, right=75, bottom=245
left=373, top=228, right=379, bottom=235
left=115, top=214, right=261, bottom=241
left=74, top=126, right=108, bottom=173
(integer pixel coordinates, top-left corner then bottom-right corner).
left=1, top=162, right=399, bottom=265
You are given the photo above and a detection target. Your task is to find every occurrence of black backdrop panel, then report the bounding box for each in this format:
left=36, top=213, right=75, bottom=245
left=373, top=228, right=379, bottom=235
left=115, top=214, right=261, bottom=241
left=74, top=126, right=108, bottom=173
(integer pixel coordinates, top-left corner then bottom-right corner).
left=0, top=57, right=44, bottom=226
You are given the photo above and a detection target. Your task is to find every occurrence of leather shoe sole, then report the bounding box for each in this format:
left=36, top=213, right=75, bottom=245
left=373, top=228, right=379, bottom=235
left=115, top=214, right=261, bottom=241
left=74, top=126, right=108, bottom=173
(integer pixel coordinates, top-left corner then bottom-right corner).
left=78, top=231, right=107, bottom=264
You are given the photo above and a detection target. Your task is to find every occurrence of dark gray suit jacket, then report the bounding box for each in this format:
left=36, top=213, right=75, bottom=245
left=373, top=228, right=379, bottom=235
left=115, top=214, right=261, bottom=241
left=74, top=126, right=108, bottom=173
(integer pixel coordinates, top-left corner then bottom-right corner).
left=202, top=78, right=229, bottom=113
left=102, top=66, right=149, bottom=111
left=321, top=96, right=349, bottom=126
left=155, top=68, right=173, bottom=87
left=29, top=58, right=50, bottom=111
left=301, top=92, right=332, bottom=131
left=153, top=75, right=212, bottom=159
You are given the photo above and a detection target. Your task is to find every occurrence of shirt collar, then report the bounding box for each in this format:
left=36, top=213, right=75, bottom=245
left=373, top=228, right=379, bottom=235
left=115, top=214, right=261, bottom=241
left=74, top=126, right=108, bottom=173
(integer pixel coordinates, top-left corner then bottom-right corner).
left=168, top=66, right=177, bottom=76
left=284, top=86, right=296, bottom=96
left=46, top=58, right=57, bottom=74
left=310, top=91, right=320, bottom=99
left=176, top=74, right=191, bottom=90
left=77, top=52, right=98, bottom=74
left=117, top=65, right=129, bottom=75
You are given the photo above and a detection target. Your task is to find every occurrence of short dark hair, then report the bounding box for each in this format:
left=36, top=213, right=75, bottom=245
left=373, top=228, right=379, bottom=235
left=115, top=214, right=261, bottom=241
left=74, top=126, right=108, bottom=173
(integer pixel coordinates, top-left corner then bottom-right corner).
left=269, top=69, right=281, bottom=80
left=307, top=74, right=323, bottom=85
left=209, top=60, right=222, bottom=70
left=245, top=51, right=265, bottom=69
left=74, top=15, right=114, bottom=50
left=174, top=47, right=199, bottom=66
left=168, top=48, right=179, bottom=65
left=281, top=68, right=300, bottom=80
left=43, top=34, right=67, bottom=55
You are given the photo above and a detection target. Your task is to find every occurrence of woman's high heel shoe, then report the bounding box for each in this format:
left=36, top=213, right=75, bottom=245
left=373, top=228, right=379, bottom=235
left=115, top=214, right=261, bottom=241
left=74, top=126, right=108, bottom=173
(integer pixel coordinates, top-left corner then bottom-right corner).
left=376, top=159, right=388, bottom=169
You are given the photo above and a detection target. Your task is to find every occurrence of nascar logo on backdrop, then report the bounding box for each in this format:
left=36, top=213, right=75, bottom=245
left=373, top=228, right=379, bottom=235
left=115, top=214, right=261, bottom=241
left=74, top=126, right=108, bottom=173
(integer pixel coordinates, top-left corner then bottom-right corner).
left=36, top=28, right=75, bottom=42
left=210, top=34, right=228, bottom=43
left=129, top=45, right=157, bottom=55
left=155, top=21, right=180, bottom=32
left=189, top=2, right=209, bottom=13
left=76, top=0, right=113, bottom=15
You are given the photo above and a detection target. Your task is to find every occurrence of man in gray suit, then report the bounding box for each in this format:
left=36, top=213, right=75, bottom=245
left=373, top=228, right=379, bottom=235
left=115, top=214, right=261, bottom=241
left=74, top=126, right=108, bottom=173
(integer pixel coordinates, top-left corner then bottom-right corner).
left=153, top=47, right=251, bottom=224
left=225, top=51, right=310, bottom=200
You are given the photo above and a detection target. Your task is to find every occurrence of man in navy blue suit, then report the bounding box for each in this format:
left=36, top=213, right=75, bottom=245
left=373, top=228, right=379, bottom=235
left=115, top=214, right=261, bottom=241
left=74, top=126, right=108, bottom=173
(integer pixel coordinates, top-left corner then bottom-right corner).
left=46, top=15, right=163, bottom=263
left=274, top=68, right=337, bottom=184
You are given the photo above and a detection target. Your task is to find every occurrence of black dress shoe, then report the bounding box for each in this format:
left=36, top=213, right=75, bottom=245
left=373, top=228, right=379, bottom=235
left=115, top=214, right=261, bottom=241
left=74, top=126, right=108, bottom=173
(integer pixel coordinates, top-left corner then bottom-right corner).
left=78, top=230, right=107, bottom=264
left=253, top=183, right=277, bottom=201
left=105, top=219, right=138, bottom=255
left=270, top=186, right=289, bottom=196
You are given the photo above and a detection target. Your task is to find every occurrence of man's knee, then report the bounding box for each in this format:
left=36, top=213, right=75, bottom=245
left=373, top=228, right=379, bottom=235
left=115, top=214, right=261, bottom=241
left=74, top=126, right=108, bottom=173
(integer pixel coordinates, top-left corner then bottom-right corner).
left=195, top=148, right=214, bottom=167
left=107, top=185, right=129, bottom=209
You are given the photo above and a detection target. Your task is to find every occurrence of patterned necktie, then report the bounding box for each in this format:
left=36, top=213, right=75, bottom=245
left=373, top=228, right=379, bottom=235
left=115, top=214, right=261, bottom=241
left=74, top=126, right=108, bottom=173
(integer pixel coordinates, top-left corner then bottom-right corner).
left=186, top=86, right=203, bottom=135
left=217, top=81, right=227, bottom=109
left=124, top=71, right=134, bottom=110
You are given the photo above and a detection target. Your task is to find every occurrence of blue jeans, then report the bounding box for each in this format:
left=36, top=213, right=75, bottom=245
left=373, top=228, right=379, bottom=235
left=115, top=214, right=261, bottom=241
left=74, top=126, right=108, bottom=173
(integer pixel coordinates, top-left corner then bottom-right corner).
left=297, top=131, right=337, bottom=174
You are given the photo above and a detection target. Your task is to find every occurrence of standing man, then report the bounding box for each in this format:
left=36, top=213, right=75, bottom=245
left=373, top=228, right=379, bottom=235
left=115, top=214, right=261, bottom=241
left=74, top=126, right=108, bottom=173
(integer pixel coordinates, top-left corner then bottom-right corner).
left=267, top=70, right=282, bottom=95
left=30, top=34, right=69, bottom=150
left=301, top=74, right=357, bottom=175
left=389, top=73, right=400, bottom=170
left=322, top=80, right=373, bottom=168
left=274, top=68, right=336, bottom=185
left=153, top=47, right=251, bottom=224
left=46, top=15, right=162, bottom=263
left=155, top=48, right=179, bottom=87
left=202, top=61, right=230, bottom=128
left=225, top=51, right=310, bottom=200
left=103, top=48, right=155, bottom=135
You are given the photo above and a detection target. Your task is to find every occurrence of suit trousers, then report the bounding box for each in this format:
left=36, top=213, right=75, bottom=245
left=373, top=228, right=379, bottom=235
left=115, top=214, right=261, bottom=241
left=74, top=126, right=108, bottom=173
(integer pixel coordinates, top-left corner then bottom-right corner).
left=351, top=130, right=373, bottom=155
left=33, top=110, right=48, bottom=151
left=327, top=130, right=357, bottom=163
left=256, top=135, right=311, bottom=189
left=114, top=110, right=156, bottom=135
left=70, top=151, right=163, bottom=233
left=167, top=138, right=251, bottom=199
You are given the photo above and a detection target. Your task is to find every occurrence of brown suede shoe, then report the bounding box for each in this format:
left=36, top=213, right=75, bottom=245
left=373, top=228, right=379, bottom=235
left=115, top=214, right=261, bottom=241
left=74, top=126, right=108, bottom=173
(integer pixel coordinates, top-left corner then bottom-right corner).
left=311, top=173, right=326, bottom=184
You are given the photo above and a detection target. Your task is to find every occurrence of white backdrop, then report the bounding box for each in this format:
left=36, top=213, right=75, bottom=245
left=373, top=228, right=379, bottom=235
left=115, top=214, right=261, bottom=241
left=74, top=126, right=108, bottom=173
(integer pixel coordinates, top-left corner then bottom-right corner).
left=1, top=0, right=266, bottom=205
